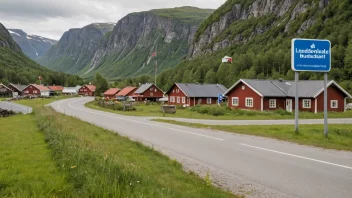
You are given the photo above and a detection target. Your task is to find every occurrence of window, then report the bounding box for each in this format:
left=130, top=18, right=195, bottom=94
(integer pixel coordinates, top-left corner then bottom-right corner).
left=150, top=92, right=153, bottom=96
left=232, top=97, right=239, bottom=106
left=182, top=97, right=186, bottom=104
left=331, top=100, right=338, bottom=108
left=154, top=89, right=157, bottom=93
left=150, top=88, right=153, bottom=91
left=177, top=97, right=180, bottom=103
left=170, top=96, right=175, bottom=102
left=269, top=99, right=276, bottom=108
left=172, top=90, right=175, bottom=93
left=176, top=89, right=179, bottom=93
left=242, top=86, right=245, bottom=90
left=24, top=90, right=29, bottom=94
left=198, top=99, right=202, bottom=104
left=33, top=90, right=37, bottom=94
left=207, top=98, right=212, bottom=104
left=245, top=98, right=253, bottom=107
left=302, top=99, right=311, bottom=108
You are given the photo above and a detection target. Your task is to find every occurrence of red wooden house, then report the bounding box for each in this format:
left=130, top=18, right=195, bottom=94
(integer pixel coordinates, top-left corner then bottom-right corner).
left=48, top=85, right=64, bottom=95
left=103, top=88, right=121, bottom=99
left=22, top=84, right=51, bottom=97
left=224, top=79, right=352, bottom=113
left=166, top=83, right=227, bottom=107
left=7, top=83, right=27, bottom=97
left=0, top=83, right=13, bottom=97
left=133, top=83, right=164, bottom=102
left=78, top=85, right=96, bottom=96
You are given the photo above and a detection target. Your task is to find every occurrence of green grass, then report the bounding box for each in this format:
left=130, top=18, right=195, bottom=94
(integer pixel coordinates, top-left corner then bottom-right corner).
left=7, top=97, right=235, bottom=197
left=153, top=119, right=352, bottom=151
left=15, top=96, right=74, bottom=109
left=87, top=101, right=352, bottom=120
left=0, top=114, right=72, bottom=197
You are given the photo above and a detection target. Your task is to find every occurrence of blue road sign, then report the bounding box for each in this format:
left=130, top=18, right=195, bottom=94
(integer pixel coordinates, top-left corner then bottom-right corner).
left=292, top=39, right=331, bottom=72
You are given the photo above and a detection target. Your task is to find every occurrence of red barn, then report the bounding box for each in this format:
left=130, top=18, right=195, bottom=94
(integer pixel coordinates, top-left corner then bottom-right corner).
left=133, top=83, right=164, bottom=102
left=78, top=85, right=96, bottom=96
left=166, top=83, right=227, bottom=107
left=22, top=84, right=51, bottom=97
left=103, top=88, right=121, bottom=99
left=224, top=79, right=352, bottom=113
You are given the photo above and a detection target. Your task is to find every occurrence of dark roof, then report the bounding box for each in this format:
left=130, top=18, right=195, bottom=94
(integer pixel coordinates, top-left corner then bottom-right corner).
left=224, top=79, right=352, bottom=98
left=9, top=84, right=27, bottom=91
left=134, top=84, right=154, bottom=94
left=172, top=83, right=227, bottom=97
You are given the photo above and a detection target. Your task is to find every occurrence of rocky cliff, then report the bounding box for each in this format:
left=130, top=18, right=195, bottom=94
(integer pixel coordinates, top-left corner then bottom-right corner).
left=8, top=29, right=57, bottom=60
left=0, top=23, right=22, bottom=53
left=81, top=7, right=213, bottom=79
left=190, top=0, right=330, bottom=57
left=38, top=23, right=115, bottom=74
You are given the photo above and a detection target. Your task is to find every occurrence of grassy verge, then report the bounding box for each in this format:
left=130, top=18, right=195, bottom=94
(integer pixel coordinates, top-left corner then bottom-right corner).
left=36, top=107, right=234, bottom=197
left=87, top=101, right=352, bottom=120
left=153, top=119, right=352, bottom=151
left=0, top=114, right=72, bottom=197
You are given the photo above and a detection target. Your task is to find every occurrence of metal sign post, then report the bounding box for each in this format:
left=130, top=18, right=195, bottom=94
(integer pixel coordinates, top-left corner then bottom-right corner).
left=292, top=38, right=331, bottom=136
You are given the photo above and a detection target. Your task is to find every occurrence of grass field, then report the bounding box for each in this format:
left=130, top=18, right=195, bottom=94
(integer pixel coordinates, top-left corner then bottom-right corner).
left=4, top=98, right=235, bottom=197
left=153, top=119, right=352, bottom=151
left=0, top=114, right=72, bottom=197
left=87, top=101, right=352, bottom=120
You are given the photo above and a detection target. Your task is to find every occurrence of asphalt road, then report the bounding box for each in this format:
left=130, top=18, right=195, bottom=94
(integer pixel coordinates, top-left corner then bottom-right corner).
left=50, top=97, right=352, bottom=198
left=0, top=101, right=32, bottom=114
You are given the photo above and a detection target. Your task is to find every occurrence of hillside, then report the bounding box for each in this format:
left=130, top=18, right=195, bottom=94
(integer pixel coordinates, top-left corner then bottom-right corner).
left=37, top=23, right=115, bottom=74
left=79, top=7, right=213, bottom=79
left=156, top=0, right=352, bottom=94
left=8, top=29, right=57, bottom=60
left=0, top=23, right=83, bottom=86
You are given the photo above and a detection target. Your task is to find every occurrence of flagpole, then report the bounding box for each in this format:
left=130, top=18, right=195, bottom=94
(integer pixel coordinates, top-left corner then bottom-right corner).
left=155, top=59, right=157, bottom=86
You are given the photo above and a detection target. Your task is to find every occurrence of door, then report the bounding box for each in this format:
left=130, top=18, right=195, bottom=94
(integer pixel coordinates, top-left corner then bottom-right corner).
left=286, top=99, right=292, bottom=112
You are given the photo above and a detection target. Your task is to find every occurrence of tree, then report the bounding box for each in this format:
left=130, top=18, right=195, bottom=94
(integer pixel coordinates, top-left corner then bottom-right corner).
left=94, top=73, right=109, bottom=96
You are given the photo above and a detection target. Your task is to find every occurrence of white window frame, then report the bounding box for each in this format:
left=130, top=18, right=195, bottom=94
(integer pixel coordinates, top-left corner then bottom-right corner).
left=182, top=97, right=186, bottom=104
left=206, top=98, right=212, bottom=104
left=302, top=99, right=311, bottom=109
left=150, top=88, right=153, bottom=91
left=177, top=97, right=180, bottom=103
left=33, top=90, right=37, bottom=94
left=24, top=90, right=29, bottom=94
left=232, top=97, right=239, bottom=106
left=269, top=99, right=276, bottom=108
left=170, top=96, right=175, bottom=102
left=331, top=100, right=338, bottom=109
left=242, top=86, right=245, bottom=90
left=150, top=92, right=153, bottom=96
left=154, top=89, right=157, bottom=93
left=245, top=97, right=253, bottom=107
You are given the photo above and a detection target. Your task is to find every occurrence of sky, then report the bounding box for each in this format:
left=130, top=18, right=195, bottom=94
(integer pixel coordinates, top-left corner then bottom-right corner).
left=0, top=0, right=226, bottom=40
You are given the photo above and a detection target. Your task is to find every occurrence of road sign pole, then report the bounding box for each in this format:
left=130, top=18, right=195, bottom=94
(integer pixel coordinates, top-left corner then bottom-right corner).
left=295, top=71, right=299, bottom=133
left=324, top=72, right=328, bottom=137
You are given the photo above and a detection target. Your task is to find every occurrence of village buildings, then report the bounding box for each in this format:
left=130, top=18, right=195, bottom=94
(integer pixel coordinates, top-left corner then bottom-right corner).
left=133, top=83, right=164, bottom=102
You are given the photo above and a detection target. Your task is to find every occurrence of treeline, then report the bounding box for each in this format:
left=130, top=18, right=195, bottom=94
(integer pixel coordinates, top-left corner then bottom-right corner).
left=0, top=47, right=85, bottom=86
left=155, top=0, right=352, bottom=94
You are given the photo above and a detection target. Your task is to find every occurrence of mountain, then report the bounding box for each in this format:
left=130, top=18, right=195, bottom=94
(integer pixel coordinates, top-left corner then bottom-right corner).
left=0, top=23, right=83, bottom=86
left=37, top=23, right=115, bottom=74
left=156, top=0, right=352, bottom=94
left=82, top=7, right=213, bottom=79
left=8, top=29, right=57, bottom=60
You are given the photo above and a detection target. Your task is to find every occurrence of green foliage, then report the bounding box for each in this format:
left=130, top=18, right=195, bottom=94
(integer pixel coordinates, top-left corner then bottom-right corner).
left=157, top=0, right=352, bottom=94
left=93, top=73, right=109, bottom=96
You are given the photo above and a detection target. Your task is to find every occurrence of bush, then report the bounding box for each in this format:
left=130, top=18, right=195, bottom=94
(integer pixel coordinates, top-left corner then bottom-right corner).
left=189, top=105, right=227, bottom=116
left=273, top=109, right=293, bottom=116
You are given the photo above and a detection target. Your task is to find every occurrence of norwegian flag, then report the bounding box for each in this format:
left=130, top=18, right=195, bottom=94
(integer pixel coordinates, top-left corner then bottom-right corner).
left=151, top=51, right=157, bottom=57
left=39, top=76, right=43, bottom=80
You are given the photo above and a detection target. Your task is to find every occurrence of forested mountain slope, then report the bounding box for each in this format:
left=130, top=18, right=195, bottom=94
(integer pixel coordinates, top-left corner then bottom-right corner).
left=156, top=0, right=352, bottom=94
left=0, top=23, right=83, bottom=86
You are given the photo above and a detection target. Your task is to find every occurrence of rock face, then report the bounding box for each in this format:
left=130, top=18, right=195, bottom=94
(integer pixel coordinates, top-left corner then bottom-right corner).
left=0, top=23, right=22, bottom=53
left=190, top=0, right=330, bottom=58
left=82, top=7, right=213, bottom=79
left=8, top=29, right=57, bottom=60
left=38, top=23, right=115, bottom=74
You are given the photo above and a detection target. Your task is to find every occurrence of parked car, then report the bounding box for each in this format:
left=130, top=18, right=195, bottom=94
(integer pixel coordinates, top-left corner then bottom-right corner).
left=346, top=103, right=352, bottom=110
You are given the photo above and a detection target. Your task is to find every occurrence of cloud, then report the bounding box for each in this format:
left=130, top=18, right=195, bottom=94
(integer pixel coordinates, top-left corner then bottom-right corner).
left=0, top=0, right=225, bottom=39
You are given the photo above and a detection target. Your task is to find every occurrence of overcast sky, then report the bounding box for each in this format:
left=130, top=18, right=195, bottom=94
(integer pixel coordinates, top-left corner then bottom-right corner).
left=0, top=0, right=226, bottom=40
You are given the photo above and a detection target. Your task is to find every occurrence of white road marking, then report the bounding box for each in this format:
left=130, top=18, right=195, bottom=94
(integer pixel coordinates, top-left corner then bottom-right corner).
left=240, top=143, right=352, bottom=170
left=61, top=98, right=224, bottom=141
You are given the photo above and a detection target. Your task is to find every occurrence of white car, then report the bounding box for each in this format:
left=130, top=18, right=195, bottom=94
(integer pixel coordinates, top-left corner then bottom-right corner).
left=346, top=103, right=352, bottom=110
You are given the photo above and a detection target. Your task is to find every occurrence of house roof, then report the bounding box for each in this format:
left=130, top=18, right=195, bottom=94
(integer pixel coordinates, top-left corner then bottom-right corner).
left=104, top=88, right=121, bottom=95
left=84, top=85, right=96, bottom=92
left=116, top=87, right=136, bottom=96
left=8, top=83, right=27, bottom=92
left=224, top=79, right=352, bottom=98
left=25, top=84, right=50, bottom=91
left=48, top=85, right=64, bottom=91
left=0, top=83, right=12, bottom=91
left=134, top=84, right=154, bottom=94
left=168, top=83, right=227, bottom=97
